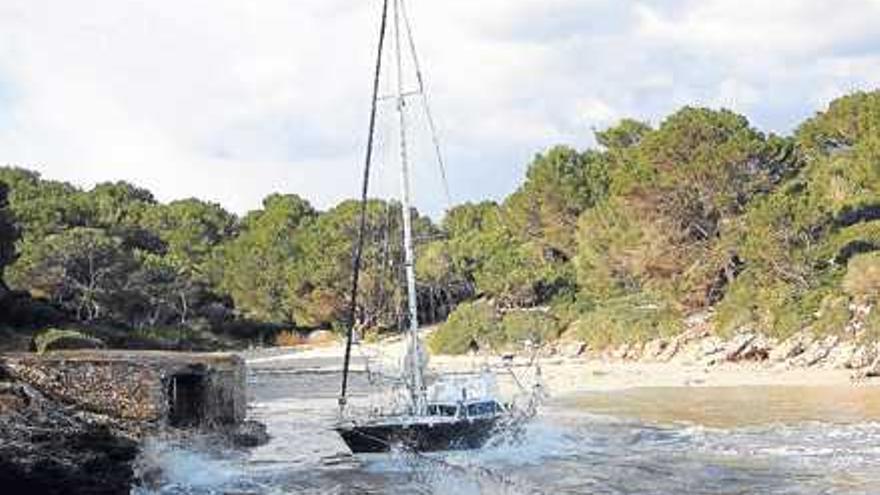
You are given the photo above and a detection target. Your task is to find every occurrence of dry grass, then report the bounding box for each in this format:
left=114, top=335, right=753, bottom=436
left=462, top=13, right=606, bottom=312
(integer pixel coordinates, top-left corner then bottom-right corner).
left=274, top=330, right=307, bottom=348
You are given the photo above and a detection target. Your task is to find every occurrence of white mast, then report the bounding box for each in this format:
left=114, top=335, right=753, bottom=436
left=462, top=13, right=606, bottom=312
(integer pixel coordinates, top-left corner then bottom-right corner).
left=393, top=0, right=425, bottom=414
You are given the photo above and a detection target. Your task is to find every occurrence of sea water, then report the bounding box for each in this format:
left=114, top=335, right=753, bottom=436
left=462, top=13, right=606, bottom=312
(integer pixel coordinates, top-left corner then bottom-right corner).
left=136, top=356, right=880, bottom=494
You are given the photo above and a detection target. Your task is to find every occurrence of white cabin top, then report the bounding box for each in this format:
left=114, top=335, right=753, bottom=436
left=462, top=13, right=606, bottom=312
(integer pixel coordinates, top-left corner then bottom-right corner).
left=428, top=370, right=499, bottom=403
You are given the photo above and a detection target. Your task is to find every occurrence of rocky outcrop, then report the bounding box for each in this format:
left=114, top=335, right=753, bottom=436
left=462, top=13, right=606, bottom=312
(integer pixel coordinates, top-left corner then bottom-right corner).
left=792, top=335, right=840, bottom=367
left=227, top=419, right=271, bottom=447
left=826, top=341, right=857, bottom=369
left=849, top=344, right=878, bottom=369
left=723, top=333, right=757, bottom=361
left=612, top=342, right=637, bottom=360
left=561, top=341, right=587, bottom=358
left=0, top=351, right=267, bottom=493
left=0, top=378, right=139, bottom=494
left=769, top=332, right=814, bottom=362
left=643, top=339, right=669, bottom=361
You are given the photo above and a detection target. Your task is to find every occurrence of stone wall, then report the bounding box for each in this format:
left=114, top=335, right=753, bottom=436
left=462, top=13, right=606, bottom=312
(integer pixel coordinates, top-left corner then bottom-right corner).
left=0, top=350, right=246, bottom=426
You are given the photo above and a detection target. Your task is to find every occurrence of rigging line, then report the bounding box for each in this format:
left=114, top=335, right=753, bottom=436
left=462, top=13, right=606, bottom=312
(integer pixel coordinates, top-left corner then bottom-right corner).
left=376, top=201, right=393, bottom=325
left=399, top=0, right=453, bottom=212
left=340, top=0, right=390, bottom=410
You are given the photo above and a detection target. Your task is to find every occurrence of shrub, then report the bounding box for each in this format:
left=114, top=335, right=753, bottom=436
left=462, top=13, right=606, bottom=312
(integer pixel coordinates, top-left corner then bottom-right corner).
left=813, top=294, right=852, bottom=335
left=570, top=293, right=680, bottom=349
left=428, top=301, right=500, bottom=355
left=714, top=271, right=839, bottom=339
left=33, top=328, right=104, bottom=354
left=500, top=310, right=563, bottom=346
left=843, top=252, right=880, bottom=301
left=860, top=307, right=880, bottom=344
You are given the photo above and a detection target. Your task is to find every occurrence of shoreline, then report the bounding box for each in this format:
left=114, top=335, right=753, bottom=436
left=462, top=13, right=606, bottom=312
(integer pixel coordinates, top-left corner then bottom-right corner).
left=245, top=338, right=880, bottom=399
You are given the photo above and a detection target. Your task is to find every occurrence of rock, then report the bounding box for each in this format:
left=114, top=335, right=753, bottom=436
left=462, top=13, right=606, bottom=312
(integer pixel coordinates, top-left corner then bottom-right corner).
left=562, top=341, right=587, bottom=358
left=226, top=420, right=270, bottom=448
left=723, top=333, right=756, bottom=362
left=0, top=351, right=267, bottom=493
left=826, top=341, right=857, bottom=369
left=739, top=335, right=772, bottom=361
left=540, top=344, right=559, bottom=358
left=656, top=339, right=680, bottom=362
left=845, top=304, right=874, bottom=334
left=0, top=383, right=29, bottom=414
left=0, top=377, right=139, bottom=494
left=700, top=336, right=725, bottom=357
left=643, top=339, right=668, bottom=360
left=611, top=343, right=633, bottom=360
left=683, top=311, right=713, bottom=331
left=792, top=335, right=839, bottom=367
left=769, top=332, right=814, bottom=362
left=858, top=355, right=880, bottom=378
left=848, top=344, right=878, bottom=369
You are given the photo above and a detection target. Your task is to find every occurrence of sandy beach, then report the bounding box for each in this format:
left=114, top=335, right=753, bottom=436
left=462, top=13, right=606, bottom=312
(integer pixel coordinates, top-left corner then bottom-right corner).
left=244, top=336, right=876, bottom=399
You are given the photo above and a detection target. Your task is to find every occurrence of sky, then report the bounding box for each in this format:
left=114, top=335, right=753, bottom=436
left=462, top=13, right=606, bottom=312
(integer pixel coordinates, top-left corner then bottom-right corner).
left=0, top=0, right=879, bottom=218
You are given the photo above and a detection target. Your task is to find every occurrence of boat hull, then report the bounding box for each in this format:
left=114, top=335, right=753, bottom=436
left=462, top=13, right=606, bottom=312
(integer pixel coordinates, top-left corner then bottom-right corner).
left=336, top=416, right=499, bottom=453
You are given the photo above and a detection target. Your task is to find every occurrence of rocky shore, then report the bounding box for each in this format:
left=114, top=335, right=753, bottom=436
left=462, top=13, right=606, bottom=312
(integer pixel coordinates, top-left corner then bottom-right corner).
left=266, top=321, right=880, bottom=399
left=0, top=351, right=268, bottom=494
left=544, top=312, right=880, bottom=382
left=0, top=371, right=140, bottom=494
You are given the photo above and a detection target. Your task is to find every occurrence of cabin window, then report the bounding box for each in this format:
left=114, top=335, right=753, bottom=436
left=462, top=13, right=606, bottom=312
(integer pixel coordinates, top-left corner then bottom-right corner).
left=168, top=372, right=206, bottom=427
left=428, top=404, right=458, bottom=417
left=466, top=401, right=499, bottom=417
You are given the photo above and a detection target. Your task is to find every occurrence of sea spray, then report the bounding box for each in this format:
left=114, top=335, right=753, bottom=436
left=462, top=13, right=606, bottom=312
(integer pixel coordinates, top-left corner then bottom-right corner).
left=131, top=436, right=260, bottom=495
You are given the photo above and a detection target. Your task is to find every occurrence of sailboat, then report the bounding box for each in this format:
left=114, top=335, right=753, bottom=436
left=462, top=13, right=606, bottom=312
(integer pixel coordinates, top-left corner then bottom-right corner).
left=333, top=0, right=540, bottom=454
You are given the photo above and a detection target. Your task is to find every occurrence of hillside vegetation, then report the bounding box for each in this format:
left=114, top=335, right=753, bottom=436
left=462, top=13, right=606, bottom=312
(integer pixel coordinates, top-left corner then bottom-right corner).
left=1, top=90, right=879, bottom=353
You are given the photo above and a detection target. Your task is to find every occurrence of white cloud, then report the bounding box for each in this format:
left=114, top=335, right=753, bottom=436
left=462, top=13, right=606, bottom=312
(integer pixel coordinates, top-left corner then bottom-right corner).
left=0, top=0, right=878, bottom=218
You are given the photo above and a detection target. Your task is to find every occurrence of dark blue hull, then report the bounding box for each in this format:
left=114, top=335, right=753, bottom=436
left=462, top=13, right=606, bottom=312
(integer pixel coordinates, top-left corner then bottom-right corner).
left=336, top=416, right=499, bottom=453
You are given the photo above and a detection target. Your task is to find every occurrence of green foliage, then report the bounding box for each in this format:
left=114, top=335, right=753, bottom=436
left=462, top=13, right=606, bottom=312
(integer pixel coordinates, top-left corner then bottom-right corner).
left=141, top=198, right=235, bottom=280
left=33, top=328, right=103, bottom=354
left=442, top=200, right=575, bottom=308
left=712, top=270, right=838, bottom=339
left=4, top=89, right=880, bottom=351
left=505, top=146, right=609, bottom=257
left=0, top=168, right=93, bottom=240
left=813, top=294, right=852, bottom=336
left=428, top=301, right=499, bottom=354
left=569, top=293, right=681, bottom=349
left=0, top=182, right=19, bottom=288
left=596, top=119, right=652, bottom=151
left=843, top=252, right=880, bottom=301
left=11, top=227, right=134, bottom=321
left=87, top=181, right=155, bottom=228
left=127, top=252, right=200, bottom=327
left=796, top=90, right=880, bottom=159
left=500, top=310, right=563, bottom=345
left=218, top=194, right=316, bottom=323
left=709, top=91, right=880, bottom=338
left=576, top=198, right=656, bottom=300
left=429, top=303, right=564, bottom=354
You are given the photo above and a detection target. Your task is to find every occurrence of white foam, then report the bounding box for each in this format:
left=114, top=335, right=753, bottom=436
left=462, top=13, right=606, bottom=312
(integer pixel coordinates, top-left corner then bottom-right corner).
left=132, top=438, right=247, bottom=494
